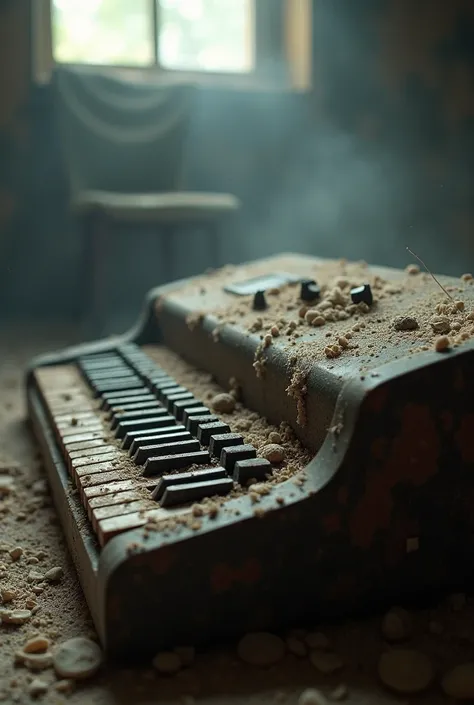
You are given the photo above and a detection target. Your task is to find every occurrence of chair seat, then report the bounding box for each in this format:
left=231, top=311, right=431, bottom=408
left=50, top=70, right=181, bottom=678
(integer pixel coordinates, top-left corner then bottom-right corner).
left=72, top=190, right=241, bottom=224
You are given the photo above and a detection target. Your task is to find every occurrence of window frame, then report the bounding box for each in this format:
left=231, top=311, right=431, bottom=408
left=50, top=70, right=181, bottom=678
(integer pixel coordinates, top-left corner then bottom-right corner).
left=33, top=0, right=311, bottom=91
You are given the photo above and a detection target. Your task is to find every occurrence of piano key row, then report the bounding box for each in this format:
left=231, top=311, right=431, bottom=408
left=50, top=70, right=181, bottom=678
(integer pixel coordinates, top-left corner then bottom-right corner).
left=40, top=356, right=274, bottom=499
left=79, top=347, right=273, bottom=483
left=37, top=346, right=275, bottom=544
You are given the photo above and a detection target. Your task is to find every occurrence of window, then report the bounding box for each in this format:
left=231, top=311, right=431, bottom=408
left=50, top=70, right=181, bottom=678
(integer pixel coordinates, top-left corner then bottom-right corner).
left=34, top=0, right=312, bottom=89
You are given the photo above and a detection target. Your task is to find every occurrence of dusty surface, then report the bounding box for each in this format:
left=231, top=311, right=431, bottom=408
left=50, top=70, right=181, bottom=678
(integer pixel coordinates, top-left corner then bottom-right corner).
left=159, top=254, right=474, bottom=443
left=2, top=325, right=474, bottom=704
left=163, top=255, right=474, bottom=378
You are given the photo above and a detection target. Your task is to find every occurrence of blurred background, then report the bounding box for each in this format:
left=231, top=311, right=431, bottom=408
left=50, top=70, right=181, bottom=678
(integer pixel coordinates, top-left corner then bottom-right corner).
left=0, top=0, right=473, bottom=337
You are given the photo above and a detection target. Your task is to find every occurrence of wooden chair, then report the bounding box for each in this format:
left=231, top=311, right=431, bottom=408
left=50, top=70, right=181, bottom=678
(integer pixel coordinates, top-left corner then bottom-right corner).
left=54, top=67, right=240, bottom=335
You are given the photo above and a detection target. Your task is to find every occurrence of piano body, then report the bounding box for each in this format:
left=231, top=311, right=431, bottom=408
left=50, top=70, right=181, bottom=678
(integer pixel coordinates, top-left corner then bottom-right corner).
left=26, top=254, right=474, bottom=660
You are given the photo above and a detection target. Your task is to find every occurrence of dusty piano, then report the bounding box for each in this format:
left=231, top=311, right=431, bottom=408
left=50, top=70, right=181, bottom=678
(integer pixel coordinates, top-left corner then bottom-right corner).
left=26, top=254, right=474, bottom=660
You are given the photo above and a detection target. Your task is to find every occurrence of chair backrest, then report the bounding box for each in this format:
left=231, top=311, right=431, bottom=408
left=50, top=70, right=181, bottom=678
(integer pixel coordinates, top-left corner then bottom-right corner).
left=53, top=66, right=195, bottom=195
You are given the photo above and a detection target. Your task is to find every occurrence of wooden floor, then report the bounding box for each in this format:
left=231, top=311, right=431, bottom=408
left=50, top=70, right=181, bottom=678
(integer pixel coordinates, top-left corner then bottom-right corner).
left=0, top=326, right=470, bottom=704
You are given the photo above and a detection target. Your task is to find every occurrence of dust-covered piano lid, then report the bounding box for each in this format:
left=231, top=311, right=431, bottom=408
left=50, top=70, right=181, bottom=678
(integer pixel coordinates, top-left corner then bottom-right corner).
left=26, top=253, right=474, bottom=660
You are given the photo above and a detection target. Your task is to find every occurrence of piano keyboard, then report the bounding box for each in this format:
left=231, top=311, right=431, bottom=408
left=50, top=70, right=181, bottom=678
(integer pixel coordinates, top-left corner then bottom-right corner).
left=34, top=343, right=271, bottom=548
left=27, top=253, right=474, bottom=659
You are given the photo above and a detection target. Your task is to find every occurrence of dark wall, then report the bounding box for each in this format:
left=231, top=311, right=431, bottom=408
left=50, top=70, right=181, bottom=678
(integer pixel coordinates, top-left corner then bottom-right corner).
left=310, top=0, right=474, bottom=269
left=0, top=0, right=31, bottom=317
left=0, top=0, right=473, bottom=323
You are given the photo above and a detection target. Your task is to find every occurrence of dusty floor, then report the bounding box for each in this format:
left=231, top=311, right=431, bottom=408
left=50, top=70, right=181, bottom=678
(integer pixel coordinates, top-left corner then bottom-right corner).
left=1, top=325, right=474, bottom=705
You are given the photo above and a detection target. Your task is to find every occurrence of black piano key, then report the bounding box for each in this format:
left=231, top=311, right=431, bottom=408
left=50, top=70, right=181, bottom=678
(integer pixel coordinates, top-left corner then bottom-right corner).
left=143, top=366, right=168, bottom=375
left=84, top=368, right=134, bottom=381
left=119, top=353, right=146, bottom=364
left=127, top=425, right=186, bottom=453
left=80, top=352, right=120, bottom=361
left=197, top=421, right=231, bottom=446
left=133, top=362, right=166, bottom=373
left=133, top=439, right=199, bottom=465
left=233, top=458, right=272, bottom=484
left=152, top=378, right=179, bottom=393
left=151, top=466, right=228, bottom=501
left=123, top=354, right=158, bottom=367
left=108, top=399, right=160, bottom=416
left=209, top=433, right=244, bottom=457
left=79, top=355, right=122, bottom=368
left=131, top=432, right=192, bottom=462
left=79, top=362, right=124, bottom=374
left=166, top=392, right=194, bottom=412
left=143, top=450, right=210, bottom=477
left=88, top=375, right=138, bottom=389
left=118, top=342, right=139, bottom=352
left=182, top=406, right=210, bottom=425
left=122, top=423, right=184, bottom=450
left=90, top=371, right=140, bottom=385
left=82, top=367, right=130, bottom=380
left=150, top=374, right=175, bottom=384
left=160, top=477, right=234, bottom=508
left=172, top=398, right=202, bottom=421
left=159, top=387, right=189, bottom=404
left=110, top=407, right=166, bottom=430
left=136, top=369, right=166, bottom=381
left=115, top=414, right=175, bottom=440
left=94, top=379, right=143, bottom=396
left=101, top=389, right=152, bottom=410
left=124, top=356, right=153, bottom=367
left=101, top=385, right=148, bottom=398
left=186, top=413, right=217, bottom=436
left=220, top=444, right=256, bottom=473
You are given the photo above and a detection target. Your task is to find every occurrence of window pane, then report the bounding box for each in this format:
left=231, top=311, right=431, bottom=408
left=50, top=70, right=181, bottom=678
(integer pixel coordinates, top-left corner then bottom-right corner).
left=52, top=0, right=154, bottom=66
left=158, top=0, right=254, bottom=73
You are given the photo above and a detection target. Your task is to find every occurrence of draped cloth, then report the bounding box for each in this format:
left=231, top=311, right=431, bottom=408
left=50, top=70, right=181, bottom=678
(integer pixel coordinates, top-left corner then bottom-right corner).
left=54, top=67, right=196, bottom=194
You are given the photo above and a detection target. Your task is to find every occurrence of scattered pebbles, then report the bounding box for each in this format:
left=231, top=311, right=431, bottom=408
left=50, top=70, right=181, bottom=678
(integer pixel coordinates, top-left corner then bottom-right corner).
left=305, top=631, right=330, bottom=650
left=211, top=393, right=235, bottom=414
left=286, top=635, right=307, bottom=657
left=23, top=636, right=49, bottom=654
left=261, top=444, right=285, bottom=464
left=174, top=646, right=195, bottom=666
left=0, top=609, right=32, bottom=625
left=430, top=315, right=451, bottom=334
left=392, top=315, right=419, bottom=331
left=0, top=477, right=15, bottom=496
left=310, top=650, right=344, bottom=674
left=152, top=651, right=182, bottom=675
left=330, top=684, right=348, bottom=700
left=298, top=688, right=328, bottom=705
left=381, top=607, right=412, bottom=642
left=27, top=570, right=44, bottom=583
left=28, top=678, right=48, bottom=697
left=53, top=637, right=102, bottom=679
left=435, top=335, right=450, bottom=352
left=378, top=648, right=434, bottom=694
left=15, top=651, right=53, bottom=670
left=44, top=566, right=64, bottom=582
left=9, top=546, right=22, bottom=560
left=442, top=662, right=474, bottom=700
left=237, top=632, right=286, bottom=667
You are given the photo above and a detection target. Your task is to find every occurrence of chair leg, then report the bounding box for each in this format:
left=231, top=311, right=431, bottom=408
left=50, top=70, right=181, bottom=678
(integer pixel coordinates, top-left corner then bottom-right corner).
left=162, top=226, right=174, bottom=283
left=82, top=211, right=108, bottom=338
left=209, top=222, right=220, bottom=270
